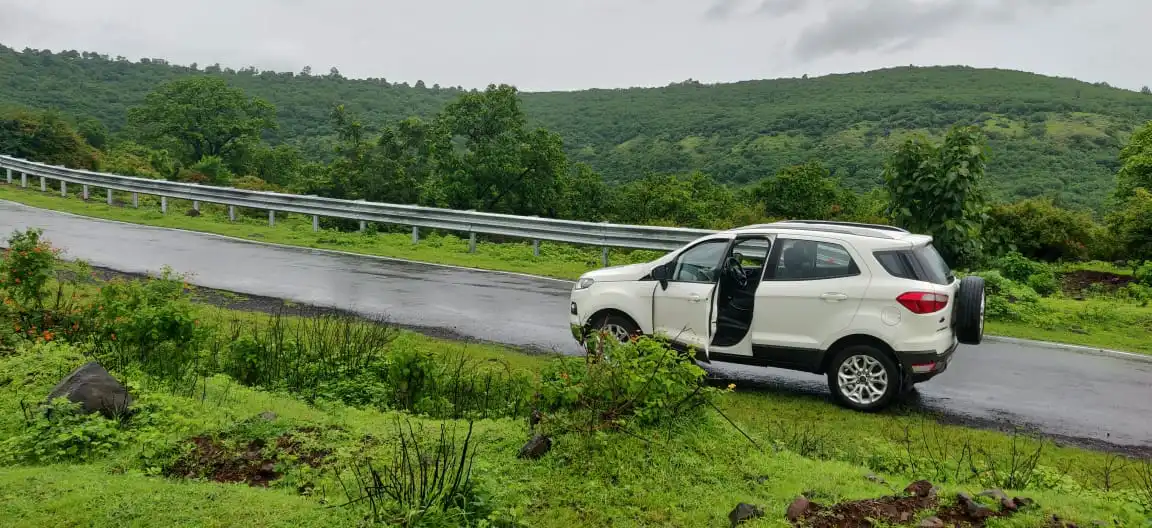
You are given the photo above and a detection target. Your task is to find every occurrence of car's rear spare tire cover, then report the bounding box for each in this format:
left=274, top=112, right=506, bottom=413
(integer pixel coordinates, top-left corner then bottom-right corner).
left=954, top=275, right=986, bottom=345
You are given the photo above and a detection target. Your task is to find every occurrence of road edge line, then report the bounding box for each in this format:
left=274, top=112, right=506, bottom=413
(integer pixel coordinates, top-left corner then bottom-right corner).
left=983, top=335, right=1152, bottom=363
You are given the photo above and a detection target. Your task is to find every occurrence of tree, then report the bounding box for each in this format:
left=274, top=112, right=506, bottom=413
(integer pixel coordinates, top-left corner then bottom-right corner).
left=1116, top=120, right=1152, bottom=200
left=1142, top=86, right=1151, bottom=95
left=425, top=84, right=568, bottom=216
left=749, top=161, right=854, bottom=220
left=883, top=125, right=989, bottom=267
left=1106, top=188, right=1152, bottom=262
left=127, top=76, right=276, bottom=166
left=0, top=108, right=98, bottom=169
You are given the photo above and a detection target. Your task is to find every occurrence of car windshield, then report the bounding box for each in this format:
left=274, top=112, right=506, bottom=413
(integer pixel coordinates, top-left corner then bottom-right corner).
left=913, top=243, right=954, bottom=285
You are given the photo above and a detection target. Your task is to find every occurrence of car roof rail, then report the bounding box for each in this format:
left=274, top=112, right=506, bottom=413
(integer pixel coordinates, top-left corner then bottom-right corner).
left=770, top=220, right=910, bottom=233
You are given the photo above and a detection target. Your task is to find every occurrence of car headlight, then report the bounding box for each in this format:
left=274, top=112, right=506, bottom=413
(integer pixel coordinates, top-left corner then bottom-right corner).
left=575, top=277, right=595, bottom=290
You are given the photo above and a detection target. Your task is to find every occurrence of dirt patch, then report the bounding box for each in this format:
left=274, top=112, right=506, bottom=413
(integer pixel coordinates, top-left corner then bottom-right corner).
left=1060, top=270, right=1135, bottom=295
left=788, top=481, right=1035, bottom=528
left=165, top=429, right=330, bottom=487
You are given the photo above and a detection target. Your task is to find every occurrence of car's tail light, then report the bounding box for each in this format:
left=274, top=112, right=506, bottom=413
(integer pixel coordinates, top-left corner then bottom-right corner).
left=897, top=292, right=949, bottom=314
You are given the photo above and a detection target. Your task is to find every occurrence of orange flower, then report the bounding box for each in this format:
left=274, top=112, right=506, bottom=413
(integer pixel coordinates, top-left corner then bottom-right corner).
left=42, top=330, right=54, bottom=341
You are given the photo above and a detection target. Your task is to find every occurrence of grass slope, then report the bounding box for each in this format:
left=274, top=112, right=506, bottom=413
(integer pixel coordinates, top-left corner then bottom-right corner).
left=0, top=279, right=1149, bottom=526
left=4, top=45, right=1152, bottom=209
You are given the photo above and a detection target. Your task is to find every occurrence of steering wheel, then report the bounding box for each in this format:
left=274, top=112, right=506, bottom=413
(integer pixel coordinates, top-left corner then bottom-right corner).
left=726, top=256, right=748, bottom=288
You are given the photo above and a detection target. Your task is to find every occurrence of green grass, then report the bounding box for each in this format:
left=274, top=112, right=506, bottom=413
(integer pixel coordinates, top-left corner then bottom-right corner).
left=4, top=182, right=1152, bottom=356
left=2, top=332, right=1149, bottom=527
left=1, top=263, right=1150, bottom=526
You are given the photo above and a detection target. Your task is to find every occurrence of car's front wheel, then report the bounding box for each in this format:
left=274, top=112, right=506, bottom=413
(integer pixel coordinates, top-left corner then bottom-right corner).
left=827, top=345, right=901, bottom=412
left=591, top=313, right=639, bottom=343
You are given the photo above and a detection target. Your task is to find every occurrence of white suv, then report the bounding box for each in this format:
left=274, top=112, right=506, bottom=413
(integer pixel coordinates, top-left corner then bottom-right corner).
left=568, top=221, right=986, bottom=412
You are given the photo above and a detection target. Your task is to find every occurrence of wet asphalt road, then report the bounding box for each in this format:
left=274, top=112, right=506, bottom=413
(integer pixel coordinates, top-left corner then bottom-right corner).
left=2, top=200, right=1150, bottom=452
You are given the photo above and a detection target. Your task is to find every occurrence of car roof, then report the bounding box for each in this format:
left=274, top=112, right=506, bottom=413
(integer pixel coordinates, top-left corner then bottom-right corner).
left=723, top=220, right=932, bottom=246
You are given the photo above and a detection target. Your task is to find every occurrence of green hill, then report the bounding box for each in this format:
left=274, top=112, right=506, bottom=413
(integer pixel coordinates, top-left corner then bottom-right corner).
left=4, top=45, right=1152, bottom=210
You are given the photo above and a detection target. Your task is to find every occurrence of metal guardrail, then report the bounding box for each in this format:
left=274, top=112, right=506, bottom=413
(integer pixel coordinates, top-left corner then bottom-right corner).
left=0, top=155, right=715, bottom=262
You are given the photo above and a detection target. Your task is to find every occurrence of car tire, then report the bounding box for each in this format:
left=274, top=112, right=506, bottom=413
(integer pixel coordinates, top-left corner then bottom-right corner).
left=827, top=345, right=901, bottom=412
left=954, top=275, right=986, bottom=345
left=592, top=313, right=639, bottom=343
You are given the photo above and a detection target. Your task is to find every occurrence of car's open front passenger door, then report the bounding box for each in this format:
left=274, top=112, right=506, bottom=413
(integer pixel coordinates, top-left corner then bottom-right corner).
left=651, top=235, right=734, bottom=360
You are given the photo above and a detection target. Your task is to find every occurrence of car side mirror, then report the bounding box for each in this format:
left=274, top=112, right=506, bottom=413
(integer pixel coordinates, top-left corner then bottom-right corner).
left=651, top=264, right=670, bottom=289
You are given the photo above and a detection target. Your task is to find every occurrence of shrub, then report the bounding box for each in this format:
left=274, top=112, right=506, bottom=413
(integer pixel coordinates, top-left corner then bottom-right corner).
left=984, top=197, right=1098, bottom=261
left=0, top=399, right=129, bottom=464
left=995, top=251, right=1048, bottom=283
left=0, top=228, right=59, bottom=306
left=1106, top=188, right=1152, bottom=263
left=973, top=270, right=1044, bottom=322
left=1136, top=261, right=1152, bottom=287
left=1026, top=270, right=1060, bottom=297
left=538, top=335, right=717, bottom=430
left=83, top=267, right=205, bottom=385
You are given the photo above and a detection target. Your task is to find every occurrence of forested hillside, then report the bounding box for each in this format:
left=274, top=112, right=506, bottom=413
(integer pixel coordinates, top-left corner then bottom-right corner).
left=4, top=45, right=1152, bottom=210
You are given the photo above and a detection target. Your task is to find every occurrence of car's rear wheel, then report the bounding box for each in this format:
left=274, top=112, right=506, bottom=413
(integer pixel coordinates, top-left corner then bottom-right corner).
left=827, top=345, right=901, bottom=412
left=954, top=275, right=986, bottom=345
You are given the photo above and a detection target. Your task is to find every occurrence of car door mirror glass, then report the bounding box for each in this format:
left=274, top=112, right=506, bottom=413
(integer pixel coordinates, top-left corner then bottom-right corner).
left=651, top=264, right=670, bottom=281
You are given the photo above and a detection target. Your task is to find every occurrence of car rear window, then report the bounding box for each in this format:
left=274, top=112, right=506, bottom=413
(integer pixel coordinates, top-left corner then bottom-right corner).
left=873, top=244, right=954, bottom=285
left=913, top=244, right=954, bottom=285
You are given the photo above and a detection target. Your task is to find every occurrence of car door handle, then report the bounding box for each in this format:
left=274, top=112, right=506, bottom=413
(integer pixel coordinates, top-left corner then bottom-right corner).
left=689, top=293, right=705, bottom=303
left=820, top=293, right=849, bottom=302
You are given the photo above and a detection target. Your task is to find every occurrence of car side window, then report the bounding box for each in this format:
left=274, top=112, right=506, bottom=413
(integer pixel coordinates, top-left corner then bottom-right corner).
left=671, top=239, right=730, bottom=282
left=767, top=239, right=860, bottom=281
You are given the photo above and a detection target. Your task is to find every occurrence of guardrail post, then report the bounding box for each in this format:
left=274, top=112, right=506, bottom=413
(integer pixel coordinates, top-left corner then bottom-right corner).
left=60, top=181, right=67, bottom=197
left=106, top=189, right=113, bottom=205
left=4, top=168, right=10, bottom=184
left=20, top=173, right=26, bottom=187
left=193, top=200, right=200, bottom=212
left=40, top=177, right=45, bottom=192
left=359, top=220, right=366, bottom=232
left=533, top=239, right=540, bottom=257
left=269, top=210, right=275, bottom=227
left=132, top=193, right=139, bottom=208
left=161, top=196, right=167, bottom=213
left=468, top=232, right=477, bottom=253
left=228, top=206, right=235, bottom=221
left=312, top=215, right=319, bottom=232
left=602, top=247, right=609, bottom=267
left=411, top=226, right=419, bottom=244
left=82, top=185, right=89, bottom=200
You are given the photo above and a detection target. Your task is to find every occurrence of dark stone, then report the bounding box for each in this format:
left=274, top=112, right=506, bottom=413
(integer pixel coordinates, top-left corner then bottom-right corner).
left=904, top=480, right=934, bottom=497
left=728, top=503, right=764, bottom=527
left=1001, top=498, right=1018, bottom=512
left=918, top=517, right=945, bottom=528
left=517, top=435, right=552, bottom=460
left=45, top=362, right=132, bottom=418
left=1014, top=497, right=1036, bottom=509
left=785, top=497, right=814, bottom=523
left=258, top=411, right=278, bottom=421
left=866, top=472, right=888, bottom=485
left=979, top=489, right=1009, bottom=501
left=958, top=492, right=994, bottom=519
left=186, top=209, right=201, bottom=217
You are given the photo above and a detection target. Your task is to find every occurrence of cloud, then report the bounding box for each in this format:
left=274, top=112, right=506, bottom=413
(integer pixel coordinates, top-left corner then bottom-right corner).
left=756, top=0, right=808, bottom=16
left=790, top=0, right=1084, bottom=60
left=704, top=0, right=744, bottom=19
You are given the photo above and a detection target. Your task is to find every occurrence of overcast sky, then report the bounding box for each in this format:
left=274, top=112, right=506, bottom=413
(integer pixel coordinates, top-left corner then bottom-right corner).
left=1, top=0, right=1148, bottom=92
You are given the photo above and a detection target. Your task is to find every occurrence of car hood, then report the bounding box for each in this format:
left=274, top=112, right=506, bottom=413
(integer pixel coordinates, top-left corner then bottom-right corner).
left=581, top=262, right=658, bottom=282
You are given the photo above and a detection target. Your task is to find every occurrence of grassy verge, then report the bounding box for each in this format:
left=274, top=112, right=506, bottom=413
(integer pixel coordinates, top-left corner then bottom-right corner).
left=3, top=182, right=1152, bottom=355
left=0, top=256, right=1149, bottom=526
